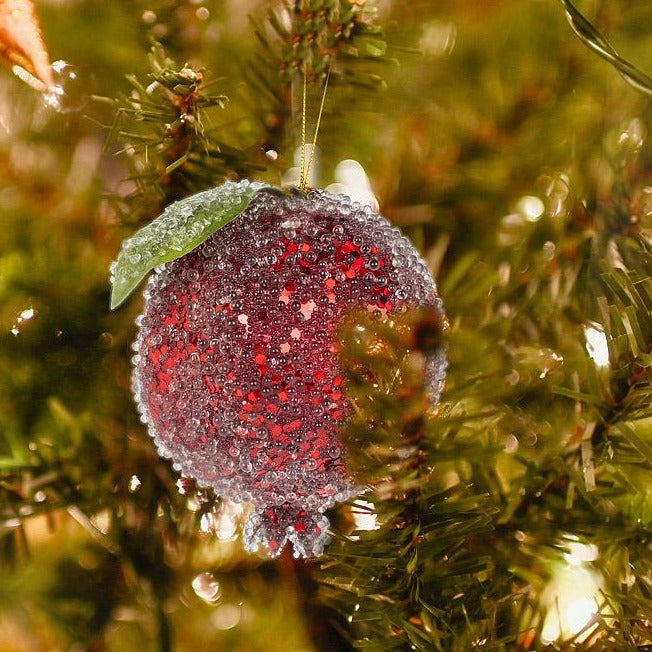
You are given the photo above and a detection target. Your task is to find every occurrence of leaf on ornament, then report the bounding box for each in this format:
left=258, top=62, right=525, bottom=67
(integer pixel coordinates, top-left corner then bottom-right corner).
left=109, top=180, right=273, bottom=309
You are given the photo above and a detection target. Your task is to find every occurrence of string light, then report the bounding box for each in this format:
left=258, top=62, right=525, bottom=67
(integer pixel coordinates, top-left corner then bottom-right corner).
left=541, top=541, right=604, bottom=644
left=516, top=195, right=544, bottom=222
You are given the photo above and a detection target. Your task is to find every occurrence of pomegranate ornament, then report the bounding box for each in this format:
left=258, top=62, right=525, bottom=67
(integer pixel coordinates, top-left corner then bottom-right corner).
left=110, top=180, right=446, bottom=558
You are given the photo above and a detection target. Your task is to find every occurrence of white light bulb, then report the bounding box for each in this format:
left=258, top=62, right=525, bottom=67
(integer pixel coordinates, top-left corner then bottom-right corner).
left=516, top=195, right=545, bottom=222
left=541, top=564, right=603, bottom=643
left=563, top=540, right=599, bottom=566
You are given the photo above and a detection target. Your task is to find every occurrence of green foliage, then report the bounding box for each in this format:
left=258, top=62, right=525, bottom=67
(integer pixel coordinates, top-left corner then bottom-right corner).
left=321, top=311, right=498, bottom=651
left=114, top=44, right=266, bottom=227
left=318, top=183, right=652, bottom=649
left=252, top=0, right=387, bottom=83
left=246, top=0, right=389, bottom=163
left=1, top=0, right=652, bottom=650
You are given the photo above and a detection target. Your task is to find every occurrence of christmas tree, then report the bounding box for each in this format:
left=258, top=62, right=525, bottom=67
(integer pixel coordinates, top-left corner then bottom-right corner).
left=1, top=0, right=651, bottom=650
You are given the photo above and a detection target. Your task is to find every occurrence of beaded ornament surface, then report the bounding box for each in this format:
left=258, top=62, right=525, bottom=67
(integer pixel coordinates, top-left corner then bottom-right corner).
left=131, top=184, right=446, bottom=557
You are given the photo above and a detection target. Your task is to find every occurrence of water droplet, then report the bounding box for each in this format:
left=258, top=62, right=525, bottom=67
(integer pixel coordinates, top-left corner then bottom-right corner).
left=142, top=10, right=157, bottom=24
left=516, top=195, right=544, bottom=222
left=192, top=571, right=221, bottom=603
left=212, top=603, right=241, bottom=630
left=43, top=61, right=89, bottom=113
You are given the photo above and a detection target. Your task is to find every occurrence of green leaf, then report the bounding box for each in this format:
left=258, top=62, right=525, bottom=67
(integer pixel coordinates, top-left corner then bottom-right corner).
left=109, top=180, right=273, bottom=309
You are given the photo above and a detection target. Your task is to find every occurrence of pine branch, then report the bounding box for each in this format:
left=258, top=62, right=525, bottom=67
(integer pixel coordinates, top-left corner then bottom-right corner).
left=581, top=234, right=652, bottom=647
left=114, top=43, right=265, bottom=227
left=317, top=154, right=652, bottom=648
left=269, top=0, right=387, bottom=84
left=319, top=310, right=500, bottom=650
left=246, top=0, right=389, bottom=156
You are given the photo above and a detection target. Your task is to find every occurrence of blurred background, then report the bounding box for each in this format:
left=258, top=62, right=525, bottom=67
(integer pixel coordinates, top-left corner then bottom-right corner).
left=0, top=0, right=651, bottom=650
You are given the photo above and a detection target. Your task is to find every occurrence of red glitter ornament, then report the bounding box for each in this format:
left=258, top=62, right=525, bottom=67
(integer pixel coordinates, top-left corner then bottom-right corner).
left=128, top=183, right=446, bottom=558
